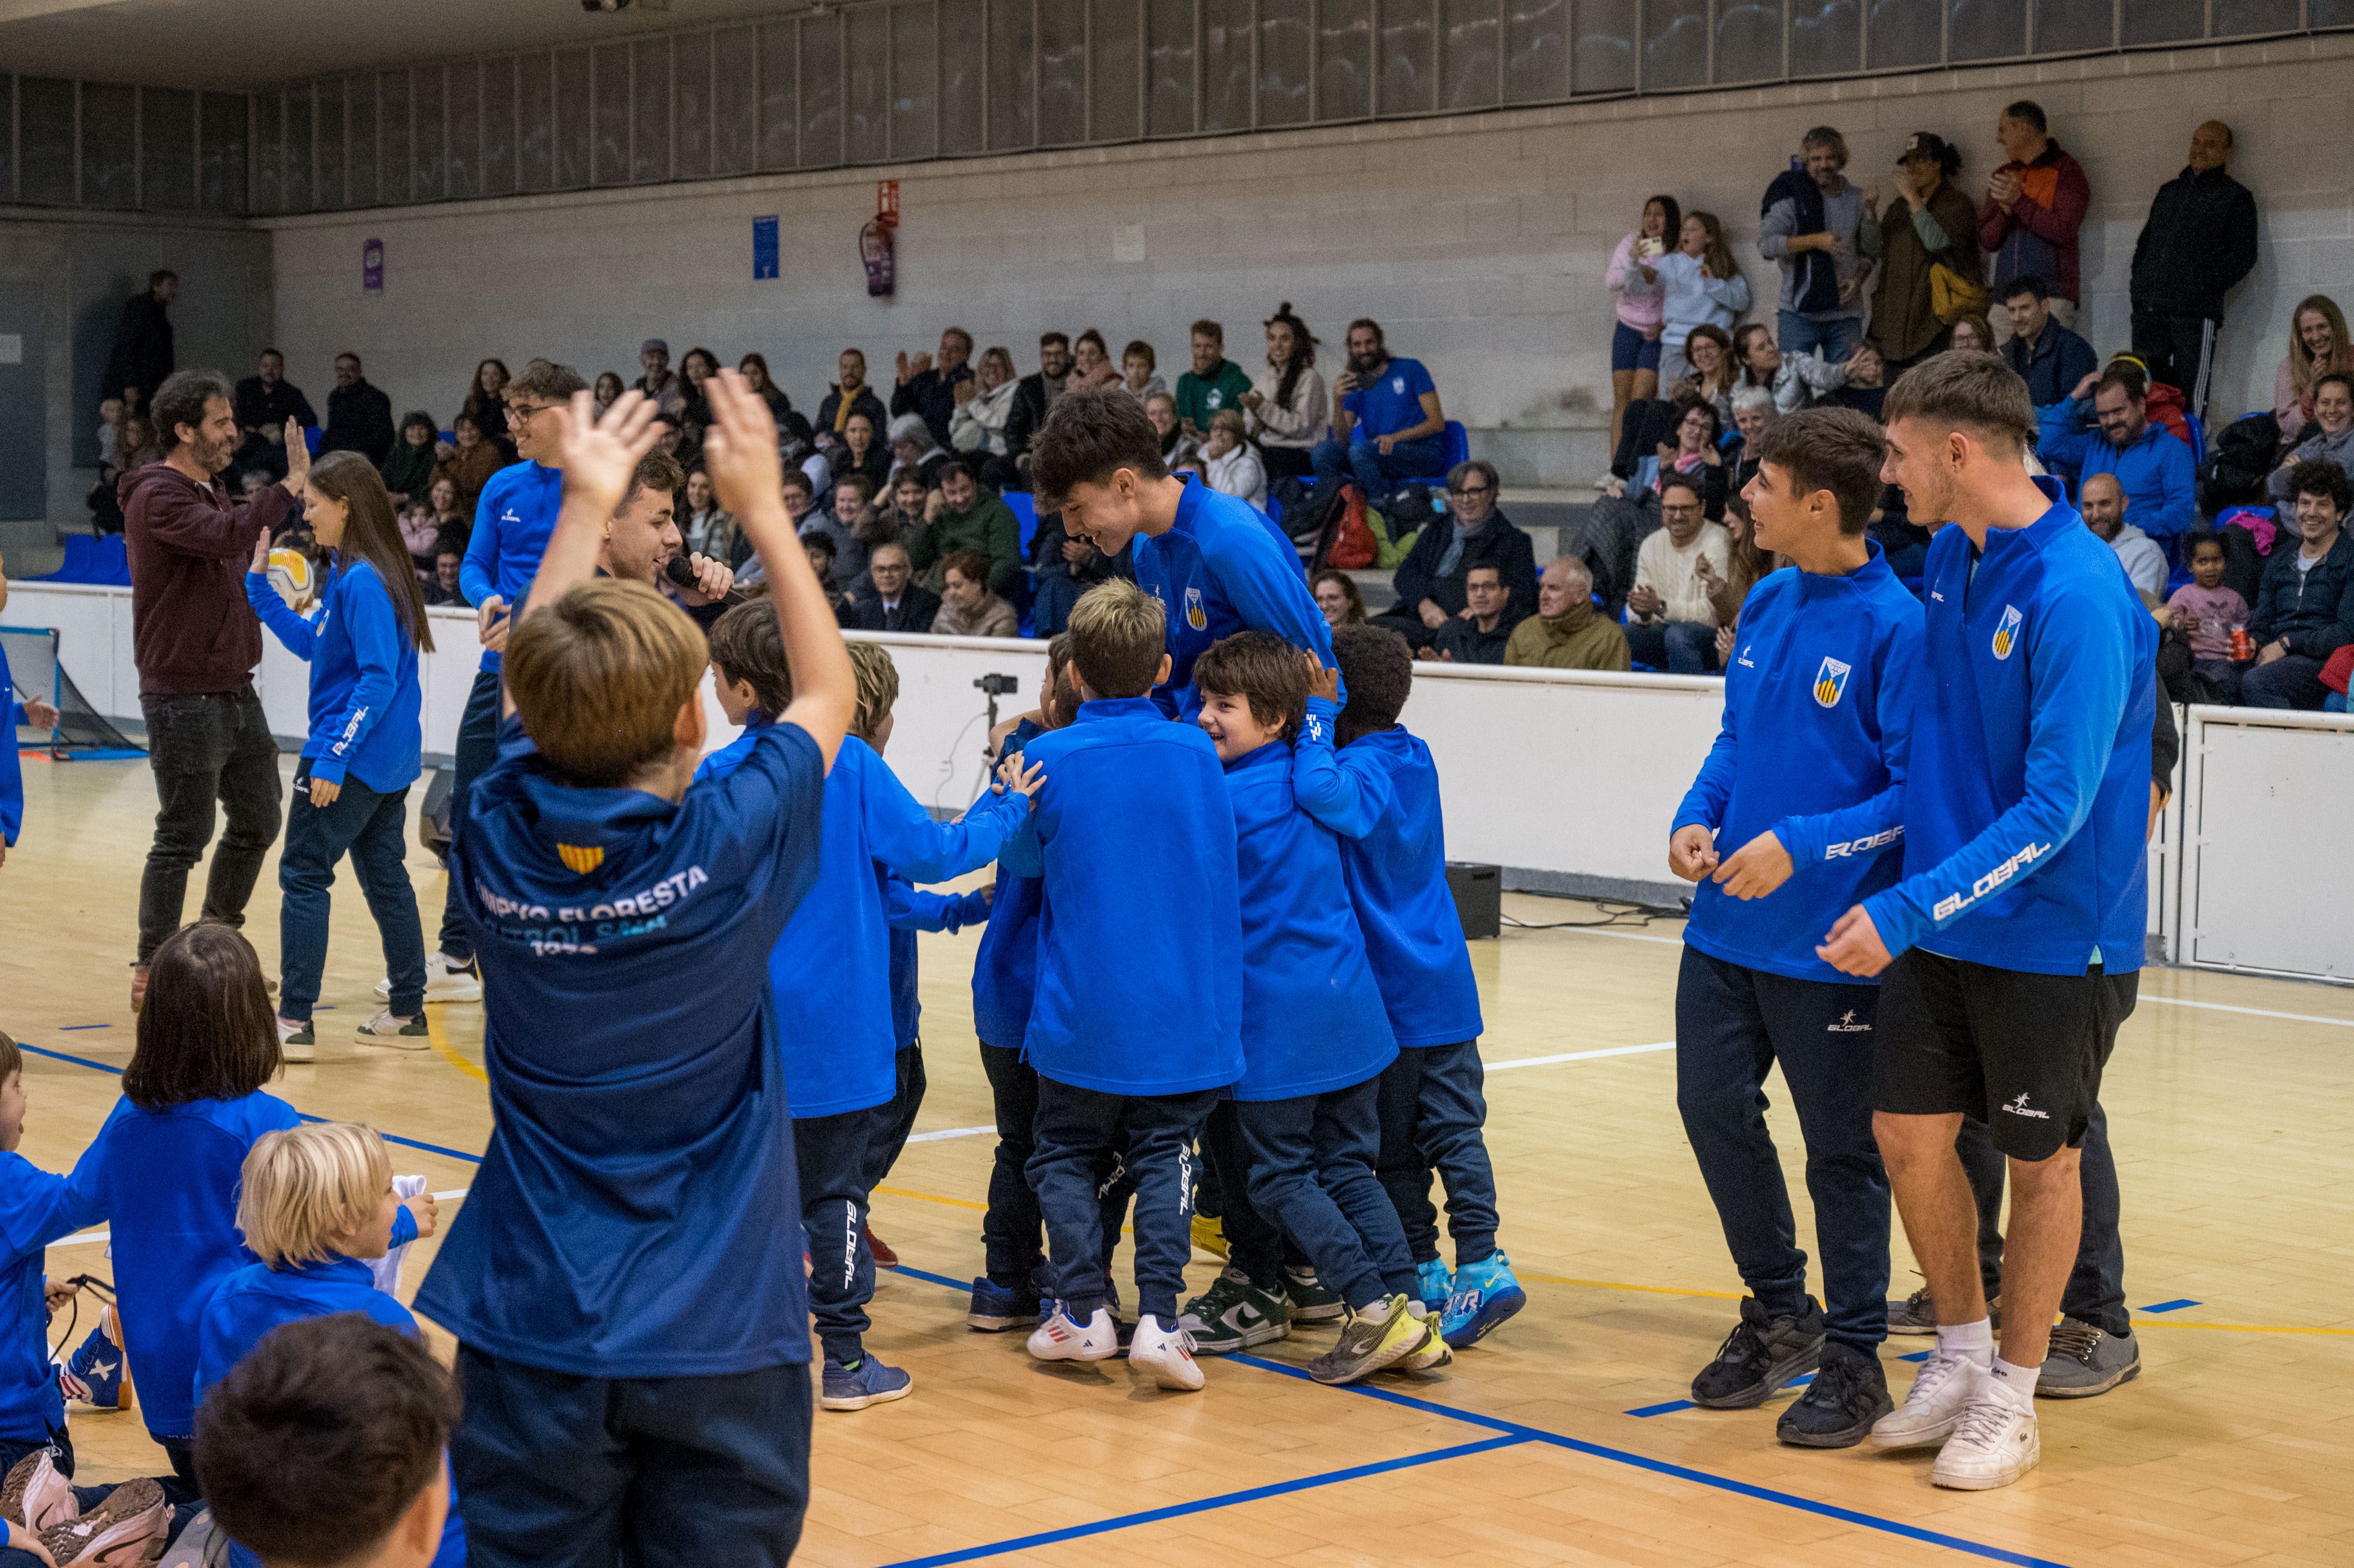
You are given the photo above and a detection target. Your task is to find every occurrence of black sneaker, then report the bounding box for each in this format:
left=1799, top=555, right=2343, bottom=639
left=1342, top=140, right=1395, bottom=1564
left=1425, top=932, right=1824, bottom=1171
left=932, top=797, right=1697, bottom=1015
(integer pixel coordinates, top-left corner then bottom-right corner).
left=1690, top=1296, right=1825, bottom=1409
left=1776, top=1340, right=1893, bottom=1448
left=1886, top=1285, right=1938, bottom=1336
left=2037, top=1318, right=2140, bottom=1398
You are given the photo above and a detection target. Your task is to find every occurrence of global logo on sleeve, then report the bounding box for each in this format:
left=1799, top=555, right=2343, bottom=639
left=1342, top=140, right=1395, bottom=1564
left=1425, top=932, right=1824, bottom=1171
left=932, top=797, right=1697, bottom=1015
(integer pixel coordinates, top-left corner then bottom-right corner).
left=1184, top=586, right=1208, bottom=631
left=1991, top=604, right=2024, bottom=660
left=1812, top=655, right=1851, bottom=708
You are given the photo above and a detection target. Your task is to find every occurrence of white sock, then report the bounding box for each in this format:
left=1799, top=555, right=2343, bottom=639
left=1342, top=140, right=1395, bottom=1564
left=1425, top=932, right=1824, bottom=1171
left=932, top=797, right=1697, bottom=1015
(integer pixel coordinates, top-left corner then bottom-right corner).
left=1989, top=1356, right=2041, bottom=1401
left=1357, top=1296, right=1395, bottom=1325
left=1936, top=1316, right=1996, bottom=1368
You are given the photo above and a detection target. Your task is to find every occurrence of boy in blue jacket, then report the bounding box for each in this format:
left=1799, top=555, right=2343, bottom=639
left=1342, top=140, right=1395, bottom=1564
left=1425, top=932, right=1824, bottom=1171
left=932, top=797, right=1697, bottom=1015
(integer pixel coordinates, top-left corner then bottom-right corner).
left=415, top=377, right=857, bottom=1567
left=1821, top=354, right=2154, bottom=1492
left=0, top=1031, right=105, bottom=1487
left=1000, top=579, right=1242, bottom=1393
left=1289, top=625, right=1522, bottom=1351
left=1188, top=633, right=1438, bottom=1387
left=0, top=654, right=60, bottom=872
left=1031, top=387, right=1335, bottom=719
left=1665, top=408, right=1920, bottom=1449
left=700, top=609, right=1035, bottom=1412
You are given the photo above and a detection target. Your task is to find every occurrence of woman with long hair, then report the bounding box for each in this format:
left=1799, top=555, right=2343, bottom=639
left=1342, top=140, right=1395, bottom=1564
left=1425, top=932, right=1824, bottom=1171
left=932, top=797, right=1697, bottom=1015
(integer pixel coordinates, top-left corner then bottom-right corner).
left=1069, top=330, right=1124, bottom=391
left=592, top=371, right=625, bottom=416
left=951, top=346, right=1021, bottom=455
left=1658, top=211, right=1750, bottom=384
left=676, top=347, right=722, bottom=469
left=839, top=409, right=892, bottom=489
left=379, top=409, right=439, bottom=506
left=738, top=351, right=814, bottom=445
left=1311, top=568, right=1369, bottom=628
left=460, top=358, right=513, bottom=460
left=1605, top=193, right=1680, bottom=458
left=1244, top=302, right=1327, bottom=485
left=2275, top=295, right=2351, bottom=443
left=1677, top=323, right=1741, bottom=428
left=243, top=450, right=435, bottom=1052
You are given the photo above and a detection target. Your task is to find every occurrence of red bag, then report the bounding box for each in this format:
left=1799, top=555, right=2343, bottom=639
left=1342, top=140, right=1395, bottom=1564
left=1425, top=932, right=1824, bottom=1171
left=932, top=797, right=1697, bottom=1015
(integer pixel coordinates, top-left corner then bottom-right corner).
left=1327, top=487, right=1377, bottom=570
left=2321, top=643, right=2353, bottom=696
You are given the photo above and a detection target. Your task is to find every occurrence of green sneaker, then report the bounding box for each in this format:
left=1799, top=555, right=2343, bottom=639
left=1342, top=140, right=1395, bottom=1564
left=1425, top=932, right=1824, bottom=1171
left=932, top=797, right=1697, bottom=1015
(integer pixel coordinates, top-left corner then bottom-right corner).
left=1284, top=1266, right=1345, bottom=1325
left=276, top=1018, right=315, bottom=1063
left=356, top=1010, right=431, bottom=1051
left=1307, top=1295, right=1432, bottom=1385
left=1178, top=1266, right=1291, bottom=1354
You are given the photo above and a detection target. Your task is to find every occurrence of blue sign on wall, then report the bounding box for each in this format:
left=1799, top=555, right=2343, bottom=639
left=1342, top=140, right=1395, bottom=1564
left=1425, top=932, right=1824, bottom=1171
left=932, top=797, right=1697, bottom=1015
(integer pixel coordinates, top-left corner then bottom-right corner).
left=753, top=216, right=779, bottom=280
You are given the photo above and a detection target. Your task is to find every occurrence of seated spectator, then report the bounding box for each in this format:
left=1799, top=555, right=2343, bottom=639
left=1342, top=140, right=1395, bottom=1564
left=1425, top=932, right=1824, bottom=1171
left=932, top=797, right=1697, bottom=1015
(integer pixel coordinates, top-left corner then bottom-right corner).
left=931, top=550, right=1021, bottom=638
left=836, top=410, right=892, bottom=491
left=1704, top=492, right=1782, bottom=656
left=426, top=476, right=465, bottom=539
left=2269, top=372, right=2354, bottom=503
left=997, top=331, right=1073, bottom=491
left=1865, top=132, right=1981, bottom=372
left=848, top=541, right=941, bottom=632
left=1374, top=459, right=1539, bottom=651
left=775, top=469, right=823, bottom=565
left=1735, top=321, right=1860, bottom=414
left=232, top=349, right=317, bottom=480
left=1504, top=557, right=1632, bottom=671
left=1657, top=212, right=1750, bottom=385
left=2081, top=473, right=2168, bottom=606
left=319, top=353, right=395, bottom=465
left=1730, top=386, right=1776, bottom=490
left=2276, top=295, right=2351, bottom=444
left=681, top=469, right=737, bottom=564
left=950, top=346, right=1020, bottom=456
left=1672, top=323, right=1739, bottom=428
left=1423, top=564, right=1520, bottom=664
left=1121, top=340, right=1166, bottom=403
left=892, top=327, right=974, bottom=450
left=633, top=338, right=683, bottom=418
left=2244, top=459, right=2354, bottom=710
left=1069, top=329, right=1126, bottom=394
left=592, top=371, right=624, bottom=415
left=1948, top=316, right=1995, bottom=353
left=1607, top=194, right=1678, bottom=455
left=2163, top=530, right=2251, bottom=703
left=1144, top=391, right=1199, bottom=473
left=2037, top=362, right=2197, bottom=540
left=2000, top=275, right=2097, bottom=408
left=397, top=501, right=440, bottom=576
left=817, top=348, right=887, bottom=446
left=1174, top=319, right=1254, bottom=439
left=740, top=352, right=812, bottom=445
left=422, top=540, right=467, bottom=607
left=460, top=357, right=516, bottom=462
left=1978, top=100, right=2090, bottom=324
left=1624, top=474, right=1731, bottom=673
left=909, top=459, right=1022, bottom=596
left=885, top=471, right=934, bottom=558
left=810, top=475, right=883, bottom=588
left=1605, top=397, right=1729, bottom=517
left=1200, top=410, right=1267, bottom=509
left=433, top=414, right=503, bottom=521
left=1243, top=303, right=1327, bottom=486
left=1313, top=318, right=1446, bottom=501
left=1311, top=569, right=1369, bottom=629
left=1825, top=342, right=1888, bottom=420
left=796, top=532, right=854, bottom=623
left=886, top=411, right=950, bottom=490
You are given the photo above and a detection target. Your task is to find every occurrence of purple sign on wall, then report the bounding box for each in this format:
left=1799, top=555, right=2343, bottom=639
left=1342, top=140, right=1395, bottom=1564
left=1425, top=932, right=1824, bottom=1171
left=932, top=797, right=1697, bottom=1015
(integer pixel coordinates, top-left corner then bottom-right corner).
left=362, top=238, right=384, bottom=293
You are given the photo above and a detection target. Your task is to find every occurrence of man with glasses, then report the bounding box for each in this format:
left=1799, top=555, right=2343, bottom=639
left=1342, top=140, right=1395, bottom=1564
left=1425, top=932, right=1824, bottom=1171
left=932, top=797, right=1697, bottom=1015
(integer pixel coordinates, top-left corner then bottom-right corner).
left=1371, top=460, right=1537, bottom=652
left=1625, top=474, right=1733, bottom=673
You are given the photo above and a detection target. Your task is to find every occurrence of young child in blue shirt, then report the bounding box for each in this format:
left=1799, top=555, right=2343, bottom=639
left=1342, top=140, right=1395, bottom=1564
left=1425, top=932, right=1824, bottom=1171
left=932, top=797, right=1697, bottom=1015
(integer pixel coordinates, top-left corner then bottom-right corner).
left=1184, top=633, right=1440, bottom=1386
left=413, top=377, right=856, bottom=1567
left=193, top=1122, right=455, bottom=1568
left=243, top=452, right=434, bottom=1057
left=1000, top=578, right=1243, bottom=1392
left=1290, top=623, right=1523, bottom=1351
left=0, top=630, right=61, bottom=870
left=1030, top=386, right=1335, bottom=719
left=700, top=615, right=1033, bottom=1412
left=1665, top=408, right=1920, bottom=1449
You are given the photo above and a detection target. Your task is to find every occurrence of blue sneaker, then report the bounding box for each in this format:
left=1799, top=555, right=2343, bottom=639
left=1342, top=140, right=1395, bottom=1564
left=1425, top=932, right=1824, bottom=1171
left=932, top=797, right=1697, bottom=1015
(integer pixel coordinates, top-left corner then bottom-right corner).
left=1440, top=1251, right=1526, bottom=1349
left=968, top=1275, right=1043, bottom=1331
left=1415, top=1259, right=1454, bottom=1313
left=820, top=1354, right=913, bottom=1412
left=60, top=1322, right=124, bottom=1410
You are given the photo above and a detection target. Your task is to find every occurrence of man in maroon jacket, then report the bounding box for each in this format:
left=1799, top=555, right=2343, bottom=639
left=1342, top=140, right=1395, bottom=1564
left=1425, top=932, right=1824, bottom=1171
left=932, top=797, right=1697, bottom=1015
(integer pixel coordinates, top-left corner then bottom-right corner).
left=1978, top=100, right=2090, bottom=330
left=123, top=368, right=306, bottom=1010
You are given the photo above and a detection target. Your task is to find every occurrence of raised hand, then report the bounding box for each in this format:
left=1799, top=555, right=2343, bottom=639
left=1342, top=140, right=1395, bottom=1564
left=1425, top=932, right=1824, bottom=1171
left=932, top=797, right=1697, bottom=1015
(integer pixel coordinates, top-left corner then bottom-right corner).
left=557, top=389, right=663, bottom=516
left=701, top=370, right=784, bottom=520
left=1302, top=651, right=1340, bottom=703
left=283, top=417, right=311, bottom=492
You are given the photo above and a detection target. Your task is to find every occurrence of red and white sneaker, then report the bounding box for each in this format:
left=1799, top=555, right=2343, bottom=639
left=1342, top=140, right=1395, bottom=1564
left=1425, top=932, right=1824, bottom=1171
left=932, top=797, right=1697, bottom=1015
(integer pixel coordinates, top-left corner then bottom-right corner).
left=1027, top=1303, right=1120, bottom=1363
left=1127, top=1314, right=1205, bottom=1392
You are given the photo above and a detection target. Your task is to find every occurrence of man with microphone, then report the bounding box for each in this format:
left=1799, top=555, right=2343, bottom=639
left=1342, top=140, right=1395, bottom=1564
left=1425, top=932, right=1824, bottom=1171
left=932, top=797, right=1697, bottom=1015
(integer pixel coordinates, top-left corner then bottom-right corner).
left=597, top=448, right=735, bottom=623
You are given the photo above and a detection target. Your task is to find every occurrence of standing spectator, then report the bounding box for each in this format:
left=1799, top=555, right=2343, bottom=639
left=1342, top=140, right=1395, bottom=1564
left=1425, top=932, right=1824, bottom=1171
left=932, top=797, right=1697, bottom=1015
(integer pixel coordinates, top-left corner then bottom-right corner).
left=1606, top=195, right=1679, bottom=457
left=1424, top=565, right=1519, bottom=664
left=380, top=411, right=439, bottom=507
left=433, top=413, right=504, bottom=521
left=1867, top=133, right=1981, bottom=372
left=1121, top=340, right=1167, bottom=403
left=460, top=359, right=514, bottom=462
left=2080, top=474, right=2168, bottom=607
left=120, top=371, right=302, bottom=1009
left=2275, top=296, right=2351, bottom=444
left=632, top=338, right=684, bottom=419
left=231, top=349, right=317, bottom=481
left=951, top=346, right=1021, bottom=458
left=103, top=269, right=176, bottom=415
left=1658, top=212, right=1751, bottom=384
left=1241, top=303, right=1327, bottom=486
left=1174, top=320, right=1254, bottom=439
left=998, top=332, right=1074, bottom=491
left=1999, top=277, right=2097, bottom=409
left=1374, top=459, right=1538, bottom=651
left=930, top=550, right=1021, bottom=638
left=1760, top=128, right=1872, bottom=365
left=1625, top=474, right=1732, bottom=673
left=2037, top=362, right=2199, bottom=541
left=1200, top=411, right=1267, bottom=510
left=2244, top=460, right=2354, bottom=709
left=893, top=326, right=974, bottom=450
left=2130, top=120, right=2259, bottom=415
left=1978, top=101, right=2090, bottom=324
left=319, top=354, right=395, bottom=466
left=1504, top=557, right=1632, bottom=671
left=847, top=542, right=941, bottom=632
left=910, top=460, right=1023, bottom=597
left=817, top=348, right=888, bottom=445
left=2268, top=372, right=2354, bottom=502
left=1312, top=319, right=1447, bottom=501
left=1311, top=569, right=1368, bottom=629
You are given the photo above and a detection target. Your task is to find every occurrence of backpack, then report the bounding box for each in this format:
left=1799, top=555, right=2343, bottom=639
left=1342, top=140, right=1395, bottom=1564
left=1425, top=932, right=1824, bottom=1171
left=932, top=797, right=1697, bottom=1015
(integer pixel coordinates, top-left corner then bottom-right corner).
left=2198, top=411, right=2281, bottom=516
left=1325, top=487, right=1378, bottom=570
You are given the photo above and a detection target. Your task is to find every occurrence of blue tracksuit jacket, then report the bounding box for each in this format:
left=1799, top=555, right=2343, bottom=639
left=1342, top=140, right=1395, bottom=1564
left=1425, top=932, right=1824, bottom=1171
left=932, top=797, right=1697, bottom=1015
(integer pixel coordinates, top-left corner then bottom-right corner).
left=1134, top=478, right=1336, bottom=719
left=457, top=460, right=563, bottom=672
left=246, top=558, right=422, bottom=792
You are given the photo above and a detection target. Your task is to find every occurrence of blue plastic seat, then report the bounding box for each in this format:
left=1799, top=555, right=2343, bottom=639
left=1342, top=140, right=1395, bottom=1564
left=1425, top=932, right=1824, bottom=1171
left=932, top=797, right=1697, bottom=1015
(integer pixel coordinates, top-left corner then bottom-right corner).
left=1003, top=490, right=1039, bottom=556
left=38, top=534, right=131, bottom=585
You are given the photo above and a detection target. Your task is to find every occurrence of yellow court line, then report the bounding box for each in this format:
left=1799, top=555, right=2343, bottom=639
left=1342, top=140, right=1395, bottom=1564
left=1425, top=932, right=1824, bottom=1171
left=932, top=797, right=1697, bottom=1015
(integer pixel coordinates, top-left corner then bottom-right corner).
left=874, top=1183, right=989, bottom=1212
left=423, top=1004, right=489, bottom=1083
left=2134, top=1319, right=2354, bottom=1337
left=1523, top=1272, right=1742, bottom=1301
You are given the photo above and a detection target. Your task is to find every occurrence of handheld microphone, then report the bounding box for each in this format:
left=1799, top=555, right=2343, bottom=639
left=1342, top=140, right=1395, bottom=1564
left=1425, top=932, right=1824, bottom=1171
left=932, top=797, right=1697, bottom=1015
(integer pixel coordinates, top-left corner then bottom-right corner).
left=663, top=553, right=700, bottom=592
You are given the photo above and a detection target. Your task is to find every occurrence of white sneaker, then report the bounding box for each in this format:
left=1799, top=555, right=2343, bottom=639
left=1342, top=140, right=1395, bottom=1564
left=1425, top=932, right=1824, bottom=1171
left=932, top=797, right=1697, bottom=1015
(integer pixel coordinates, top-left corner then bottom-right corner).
left=377, top=954, right=480, bottom=1003
left=1027, top=1303, right=1120, bottom=1364
left=355, top=1010, right=432, bottom=1050
left=1931, top=1375, right=2041, bottom=1489
left=1869, top=1347, right=1982, bottom=1448
left=275, top=1017, right=316, bottom=1063
left=1128, top=1314, right=1205, bottom=1392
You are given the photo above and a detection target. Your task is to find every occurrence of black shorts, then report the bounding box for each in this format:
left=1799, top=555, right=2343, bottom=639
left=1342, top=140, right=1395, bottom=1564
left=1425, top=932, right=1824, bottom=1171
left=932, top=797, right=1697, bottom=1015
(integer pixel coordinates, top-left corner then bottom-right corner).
left=1873, top=949, right=2137, bottom=1161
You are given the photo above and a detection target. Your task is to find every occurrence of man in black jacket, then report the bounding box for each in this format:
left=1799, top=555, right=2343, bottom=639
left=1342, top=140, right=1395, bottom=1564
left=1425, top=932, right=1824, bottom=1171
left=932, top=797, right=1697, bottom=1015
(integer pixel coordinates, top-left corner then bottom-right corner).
left=816, top=349, right=888, bottom=444
left=232, top=348, right=318, bottom=481
left=102, top=269, right=177, bottom=415
left=1999, top=277, right=2097, bottom=410
left=319, top=352, right=395, bottom=465
left=995, top=332, right=1073, bottom=493
left=846, top=542, right=940, bottom=633
left=1371, top=459, right=1539, bottom=651
left=2243, top=459, right=2354, bottom=710
left=892, top=327, right=974, bottom=451
left=2129, top=120, right=2258, bottom=417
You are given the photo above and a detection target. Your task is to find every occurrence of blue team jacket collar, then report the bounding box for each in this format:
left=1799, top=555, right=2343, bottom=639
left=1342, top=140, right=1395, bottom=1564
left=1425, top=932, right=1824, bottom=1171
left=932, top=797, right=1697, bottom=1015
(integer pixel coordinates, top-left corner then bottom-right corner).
left=1797, top=538, right=1891, bottom=599
left=1074, top=696, right=1164, bottom=724
left=1979, top=477, right=2076, bottom=560
left=1223, top=738, right=1289, bottom=775
left=517, top=769, right=678, bottom=848
left=275, top=1252, right=376, bottom=1287
left=1169, top=473, right=1208, bottom=537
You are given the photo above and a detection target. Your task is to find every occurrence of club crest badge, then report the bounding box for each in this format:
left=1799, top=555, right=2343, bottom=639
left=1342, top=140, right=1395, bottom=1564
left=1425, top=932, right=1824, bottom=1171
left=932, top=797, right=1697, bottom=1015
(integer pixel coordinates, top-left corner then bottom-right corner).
left=556, top=843, right=605, bottom=876
left=1185, top=586, right=1208, bottom=631
left=1992, top=604, right=2023, bottom=660
left=1813, top=656, right=1851, bottom=709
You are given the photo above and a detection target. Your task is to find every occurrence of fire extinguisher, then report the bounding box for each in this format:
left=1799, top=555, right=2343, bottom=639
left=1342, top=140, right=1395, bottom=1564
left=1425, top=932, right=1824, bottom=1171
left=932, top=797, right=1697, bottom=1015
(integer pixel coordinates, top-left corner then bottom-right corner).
left=860, top=218, right=895, bottom=299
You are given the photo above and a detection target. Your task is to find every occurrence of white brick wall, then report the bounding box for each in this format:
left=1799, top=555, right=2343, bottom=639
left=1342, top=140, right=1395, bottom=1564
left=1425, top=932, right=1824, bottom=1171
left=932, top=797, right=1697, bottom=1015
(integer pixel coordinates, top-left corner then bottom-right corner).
left=256, top=33, right=2354, bottom=484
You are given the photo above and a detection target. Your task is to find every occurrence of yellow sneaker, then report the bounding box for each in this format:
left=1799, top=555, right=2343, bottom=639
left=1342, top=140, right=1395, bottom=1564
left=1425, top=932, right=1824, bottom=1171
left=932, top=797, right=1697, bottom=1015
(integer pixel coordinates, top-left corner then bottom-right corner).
left=1306, top=1294, right=1433, bottom=1385
left=1384, top=1306, right=1454, bottom=1374
left=1191, top=1214, right=1228, bottom=1259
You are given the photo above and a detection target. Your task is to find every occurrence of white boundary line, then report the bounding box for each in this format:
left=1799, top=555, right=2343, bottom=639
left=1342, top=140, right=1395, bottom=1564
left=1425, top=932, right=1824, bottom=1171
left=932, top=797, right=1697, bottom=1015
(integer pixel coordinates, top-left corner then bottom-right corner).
left=1488, top=1041, right=1676, bottom=1072
left=2142, top=995, right=2354, bottom=1028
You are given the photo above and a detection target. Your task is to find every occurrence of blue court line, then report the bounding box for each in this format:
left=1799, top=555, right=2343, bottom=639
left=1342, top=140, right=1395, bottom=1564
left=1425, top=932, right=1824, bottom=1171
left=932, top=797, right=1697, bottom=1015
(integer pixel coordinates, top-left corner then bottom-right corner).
left=57, top=1025, right=110, bottom=1032
left=1625, top=1399, right=1694, bottom=1417
left=2138, top=1299, right=2200, bottom=1314
left=893, top=1264, right=969, bottom=1293
left=875, top=1434, right=1528, bottom=1568
left=1899, top=1350, right=1932, bottom=1362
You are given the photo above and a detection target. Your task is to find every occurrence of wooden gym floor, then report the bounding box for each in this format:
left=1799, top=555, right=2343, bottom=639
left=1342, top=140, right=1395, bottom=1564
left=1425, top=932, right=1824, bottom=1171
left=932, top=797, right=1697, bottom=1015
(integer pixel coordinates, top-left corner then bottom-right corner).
left=4, top=752, right=2350, bottom=1568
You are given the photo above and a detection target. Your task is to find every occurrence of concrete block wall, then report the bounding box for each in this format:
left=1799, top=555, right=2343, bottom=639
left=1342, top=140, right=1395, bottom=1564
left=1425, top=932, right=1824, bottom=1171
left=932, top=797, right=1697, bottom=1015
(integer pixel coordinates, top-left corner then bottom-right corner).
left=239, top=33, right=2354, bottom=488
